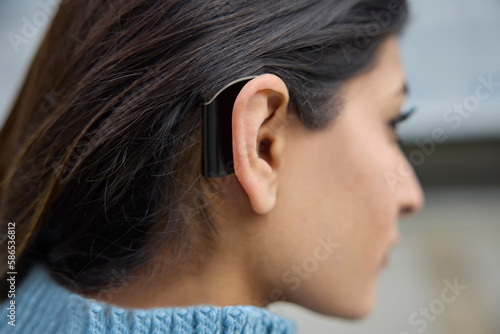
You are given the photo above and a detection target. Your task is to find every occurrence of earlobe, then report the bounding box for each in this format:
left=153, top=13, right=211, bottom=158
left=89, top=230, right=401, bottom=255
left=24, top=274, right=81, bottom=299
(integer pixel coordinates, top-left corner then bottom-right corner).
left=232, top=74, right=290, bottom=215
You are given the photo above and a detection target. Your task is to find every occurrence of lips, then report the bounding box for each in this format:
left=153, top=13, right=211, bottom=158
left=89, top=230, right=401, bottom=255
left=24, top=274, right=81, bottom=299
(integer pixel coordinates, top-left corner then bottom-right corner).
left=381, top=231, right=399, bottom=267
left=381, top=253, right=389, bottom=267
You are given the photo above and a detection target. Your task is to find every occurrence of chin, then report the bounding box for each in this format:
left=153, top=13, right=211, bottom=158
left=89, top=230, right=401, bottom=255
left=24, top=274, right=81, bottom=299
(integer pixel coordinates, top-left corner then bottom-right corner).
left=340, top=289, right=378, bottom=320
left=315, top=302, right=375, bottom=320
left=296, top=287, right=378, bottom=320
left=335, top=301, right=376, bottom=320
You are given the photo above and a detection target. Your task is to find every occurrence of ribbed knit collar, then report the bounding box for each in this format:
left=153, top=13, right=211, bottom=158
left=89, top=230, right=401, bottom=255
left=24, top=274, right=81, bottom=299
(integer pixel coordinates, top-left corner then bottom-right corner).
left=1, top=265, right=296, bottom=333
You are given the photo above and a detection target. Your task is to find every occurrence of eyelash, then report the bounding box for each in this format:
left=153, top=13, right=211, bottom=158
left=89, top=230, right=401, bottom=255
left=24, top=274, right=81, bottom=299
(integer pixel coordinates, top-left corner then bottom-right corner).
left=388, top=106, right=417, bottom=146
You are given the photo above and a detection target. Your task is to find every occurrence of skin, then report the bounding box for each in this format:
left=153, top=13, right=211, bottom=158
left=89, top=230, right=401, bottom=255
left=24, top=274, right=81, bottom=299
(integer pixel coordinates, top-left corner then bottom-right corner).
left=90, top=35, right=424, bottom=319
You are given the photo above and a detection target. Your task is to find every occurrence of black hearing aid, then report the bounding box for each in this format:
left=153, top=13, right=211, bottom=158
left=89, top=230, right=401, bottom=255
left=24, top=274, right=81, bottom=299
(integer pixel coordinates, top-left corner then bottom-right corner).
left=202, top=76, right=257, bottom=177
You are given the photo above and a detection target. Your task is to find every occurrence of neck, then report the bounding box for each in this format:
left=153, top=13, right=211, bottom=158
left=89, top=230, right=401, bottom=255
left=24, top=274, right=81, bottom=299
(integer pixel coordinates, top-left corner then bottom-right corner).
left=84, top=252, right=271, bottom=309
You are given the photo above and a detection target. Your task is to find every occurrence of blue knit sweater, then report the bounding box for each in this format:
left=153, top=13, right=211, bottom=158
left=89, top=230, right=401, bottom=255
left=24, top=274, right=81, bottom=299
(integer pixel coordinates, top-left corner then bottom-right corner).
left=1, top=265, right=296, bottom=333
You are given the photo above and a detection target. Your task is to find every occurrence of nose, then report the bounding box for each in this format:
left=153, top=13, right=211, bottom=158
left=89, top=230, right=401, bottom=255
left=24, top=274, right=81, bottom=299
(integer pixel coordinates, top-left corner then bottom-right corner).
left=398, top=158, right=425, bottom=219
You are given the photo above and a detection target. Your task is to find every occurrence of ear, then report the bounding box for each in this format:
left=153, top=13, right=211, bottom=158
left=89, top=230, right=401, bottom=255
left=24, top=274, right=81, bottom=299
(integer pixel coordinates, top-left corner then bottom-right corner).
left=232, top=74, right=290, bottom=215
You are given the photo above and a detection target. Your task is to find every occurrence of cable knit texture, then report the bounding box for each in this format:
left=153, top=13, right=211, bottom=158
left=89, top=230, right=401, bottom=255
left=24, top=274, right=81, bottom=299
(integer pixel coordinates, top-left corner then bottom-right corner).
left=1, top=265, right=297, bottom=333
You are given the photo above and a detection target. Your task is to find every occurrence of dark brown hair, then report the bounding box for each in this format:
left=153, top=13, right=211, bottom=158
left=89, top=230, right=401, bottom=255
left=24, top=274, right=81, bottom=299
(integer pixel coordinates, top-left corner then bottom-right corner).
left=0, top=0, right=408, bottom=297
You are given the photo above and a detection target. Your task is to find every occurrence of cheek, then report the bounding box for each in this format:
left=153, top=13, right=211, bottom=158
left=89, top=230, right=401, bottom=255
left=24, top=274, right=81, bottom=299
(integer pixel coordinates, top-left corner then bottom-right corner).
left=336, top=133, right=398, bottom=260
left=276, top=118, right=400, bottom=315
left=282, top=119, right=398, bottom=258
left=322, top=151, right=394, bottom=273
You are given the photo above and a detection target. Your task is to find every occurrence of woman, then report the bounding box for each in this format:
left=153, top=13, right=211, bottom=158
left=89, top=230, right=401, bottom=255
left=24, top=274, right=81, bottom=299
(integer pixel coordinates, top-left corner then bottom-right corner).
left=0, top=0, right=424, bottom=332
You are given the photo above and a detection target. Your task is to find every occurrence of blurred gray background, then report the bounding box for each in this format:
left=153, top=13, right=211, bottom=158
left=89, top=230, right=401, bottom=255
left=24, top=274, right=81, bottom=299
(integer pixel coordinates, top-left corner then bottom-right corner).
left=1, top=0, right=499, bottom=333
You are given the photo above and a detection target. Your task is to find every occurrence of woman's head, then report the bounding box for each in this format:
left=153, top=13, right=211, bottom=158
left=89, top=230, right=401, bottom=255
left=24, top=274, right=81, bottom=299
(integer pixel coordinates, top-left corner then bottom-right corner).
left=223, top=36, right=424, bottom=318
left=0, top=0, right=422, bottom=319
